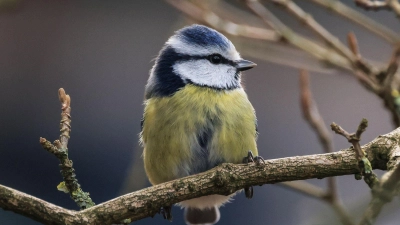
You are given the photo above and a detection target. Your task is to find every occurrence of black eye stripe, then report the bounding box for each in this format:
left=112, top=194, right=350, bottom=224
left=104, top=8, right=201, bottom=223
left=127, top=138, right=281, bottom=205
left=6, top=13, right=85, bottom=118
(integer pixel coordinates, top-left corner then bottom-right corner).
left=175, top=53, right=236, bottom=66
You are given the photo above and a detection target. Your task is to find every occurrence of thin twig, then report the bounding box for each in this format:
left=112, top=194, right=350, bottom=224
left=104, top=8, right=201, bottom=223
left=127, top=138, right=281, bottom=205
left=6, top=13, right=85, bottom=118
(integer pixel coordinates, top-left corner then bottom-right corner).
left=378, top=46, right=400, bottom=126
left=167, top=0, right=353, bottom=71
left=300, top=70, right=333, bottom=154
left=279, top=181, right=326, bottom=199
left=383, top=46, right=400, bottom=90
left=359, top=163, right=400, bottom=225
left=165, top=0, right=279, bottom=41
left=331, top=120, right=367, bottom=159
left=299, top=70, right=353, bottom=225
left=346, top=33, right=380, bottom=92
left=311, top=0, right=400, bottom=44
left=274, top=0, right=383, bottom=93
left=273, top=0, right=357, bottom=64
left=40, top=88, right=95, bottom=209
left=244, top=0, right=352, bottom=70
left=331, top=119, right=379, bottom=188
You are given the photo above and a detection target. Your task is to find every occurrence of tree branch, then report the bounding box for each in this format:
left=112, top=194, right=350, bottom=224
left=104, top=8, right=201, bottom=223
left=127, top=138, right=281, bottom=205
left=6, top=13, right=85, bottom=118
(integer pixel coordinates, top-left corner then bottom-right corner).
left=2, top=126, right=400, bottom=224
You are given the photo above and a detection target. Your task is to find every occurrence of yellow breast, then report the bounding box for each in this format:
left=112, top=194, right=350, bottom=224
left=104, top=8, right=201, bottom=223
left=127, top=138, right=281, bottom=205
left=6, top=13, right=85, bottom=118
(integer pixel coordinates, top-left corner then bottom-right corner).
left=141, top=85, right=257, bottom=185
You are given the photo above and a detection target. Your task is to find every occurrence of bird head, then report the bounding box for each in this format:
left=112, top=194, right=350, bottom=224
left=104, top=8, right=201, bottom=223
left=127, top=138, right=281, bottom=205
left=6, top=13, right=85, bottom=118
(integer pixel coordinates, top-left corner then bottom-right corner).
left=145, top=24, right=256, bottom=99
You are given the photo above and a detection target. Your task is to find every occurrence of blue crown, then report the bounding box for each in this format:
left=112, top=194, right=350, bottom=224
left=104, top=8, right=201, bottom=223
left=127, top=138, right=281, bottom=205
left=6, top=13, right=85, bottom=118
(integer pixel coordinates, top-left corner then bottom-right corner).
left=175, top=24, right=230, bottom=50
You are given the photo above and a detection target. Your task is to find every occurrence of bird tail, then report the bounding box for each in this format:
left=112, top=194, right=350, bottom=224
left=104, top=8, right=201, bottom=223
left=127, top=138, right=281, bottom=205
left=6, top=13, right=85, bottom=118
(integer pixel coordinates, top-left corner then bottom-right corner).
left=184, top=206, right=220, bottom=225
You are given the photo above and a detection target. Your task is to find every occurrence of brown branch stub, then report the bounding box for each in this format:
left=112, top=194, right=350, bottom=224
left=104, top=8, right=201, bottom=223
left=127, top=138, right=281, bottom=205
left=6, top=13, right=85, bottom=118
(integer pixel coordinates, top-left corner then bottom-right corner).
left=40, top=89, right=95, bottom=209
left=58, top=88, right=71, bottom=148
left=347, top=32, right=360, bottom=57
left=355, top=118, right=368, bottom=138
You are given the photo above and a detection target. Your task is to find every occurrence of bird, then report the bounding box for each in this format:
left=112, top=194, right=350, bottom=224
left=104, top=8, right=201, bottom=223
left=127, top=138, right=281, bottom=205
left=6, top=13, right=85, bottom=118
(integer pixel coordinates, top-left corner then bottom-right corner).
left=140, top=24, right=260, bottom=225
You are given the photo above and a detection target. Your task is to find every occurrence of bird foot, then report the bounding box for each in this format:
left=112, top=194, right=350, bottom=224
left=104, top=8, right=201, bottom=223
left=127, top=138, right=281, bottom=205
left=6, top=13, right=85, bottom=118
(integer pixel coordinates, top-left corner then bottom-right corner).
left=242, top=150, right=265, bottom=199
left=244, top=186, right=254, bottom=199
left=242, top=150, right=265, bottom=165
left=160, top=206, right=173, bottom=222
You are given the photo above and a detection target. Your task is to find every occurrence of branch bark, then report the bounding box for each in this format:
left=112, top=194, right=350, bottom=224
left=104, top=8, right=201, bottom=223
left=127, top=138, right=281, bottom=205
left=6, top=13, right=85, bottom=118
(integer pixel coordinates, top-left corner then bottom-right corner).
left=2, top=127, right=400, bottom=224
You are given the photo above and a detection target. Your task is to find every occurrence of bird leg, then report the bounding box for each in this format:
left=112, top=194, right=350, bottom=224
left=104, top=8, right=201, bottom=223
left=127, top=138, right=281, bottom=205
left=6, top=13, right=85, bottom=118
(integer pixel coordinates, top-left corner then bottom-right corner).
left=160, top=205, right=173, bottom=221
left=242, top=150, right=265, bottom=199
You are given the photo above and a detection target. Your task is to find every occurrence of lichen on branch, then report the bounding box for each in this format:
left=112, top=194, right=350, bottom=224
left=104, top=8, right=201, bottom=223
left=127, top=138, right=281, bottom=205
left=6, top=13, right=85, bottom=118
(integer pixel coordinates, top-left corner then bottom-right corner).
left=40, top=88, right=95, bottom=209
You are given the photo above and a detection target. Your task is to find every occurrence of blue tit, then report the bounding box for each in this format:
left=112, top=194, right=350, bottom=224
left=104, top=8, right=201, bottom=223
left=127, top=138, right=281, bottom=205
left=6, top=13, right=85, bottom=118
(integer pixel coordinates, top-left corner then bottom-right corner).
left=141, top=24, right=258, bottom=225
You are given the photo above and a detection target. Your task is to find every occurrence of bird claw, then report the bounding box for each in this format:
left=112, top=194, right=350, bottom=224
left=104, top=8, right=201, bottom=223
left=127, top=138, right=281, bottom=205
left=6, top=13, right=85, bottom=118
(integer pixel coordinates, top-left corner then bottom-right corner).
left=242, top=150, right=264, bottom=199
left=160, top=206, right=173, bottom=221
left=244, top=186, right=253, bottom=199
left=243, top=150, right=265, bottom=165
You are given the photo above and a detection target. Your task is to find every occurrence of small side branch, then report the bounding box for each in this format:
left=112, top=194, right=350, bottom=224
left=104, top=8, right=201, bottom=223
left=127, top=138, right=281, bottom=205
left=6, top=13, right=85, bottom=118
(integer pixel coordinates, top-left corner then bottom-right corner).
left=165, top=0, right=279, bottom=41
left=298, top=70, right=353, bottom=225
left=273, top=0, right=356, bottom=63
left=40, top=88, right=95, bottom=209
left=300, top=70, right=333, bottom=154
left=311, top=0, right=400, bottom=44
left=359, top=163, right=400, bottom=224
left=331, top=119, right=379, bottom=188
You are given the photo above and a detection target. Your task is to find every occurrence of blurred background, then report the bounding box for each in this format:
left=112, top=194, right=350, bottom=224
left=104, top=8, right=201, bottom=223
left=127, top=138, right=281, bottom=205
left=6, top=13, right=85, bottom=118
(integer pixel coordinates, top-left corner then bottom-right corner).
left=1, top=0, right=399, bottom=224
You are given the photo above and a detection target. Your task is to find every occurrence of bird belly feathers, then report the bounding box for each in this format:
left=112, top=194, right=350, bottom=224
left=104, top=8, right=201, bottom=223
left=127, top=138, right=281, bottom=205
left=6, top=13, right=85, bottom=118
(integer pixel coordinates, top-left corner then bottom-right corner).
left=141, top=84, right=257, bottom=189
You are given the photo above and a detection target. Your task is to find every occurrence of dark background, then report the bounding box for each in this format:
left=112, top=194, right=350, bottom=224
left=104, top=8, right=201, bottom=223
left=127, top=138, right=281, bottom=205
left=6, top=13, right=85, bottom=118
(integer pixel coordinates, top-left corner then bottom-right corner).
left=0, top=1, right=399, bottom=224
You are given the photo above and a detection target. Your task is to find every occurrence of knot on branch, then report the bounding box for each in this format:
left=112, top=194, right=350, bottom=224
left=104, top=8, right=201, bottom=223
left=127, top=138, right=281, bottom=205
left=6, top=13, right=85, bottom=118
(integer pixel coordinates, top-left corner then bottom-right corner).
left=214, top=170, right=227, bottom=187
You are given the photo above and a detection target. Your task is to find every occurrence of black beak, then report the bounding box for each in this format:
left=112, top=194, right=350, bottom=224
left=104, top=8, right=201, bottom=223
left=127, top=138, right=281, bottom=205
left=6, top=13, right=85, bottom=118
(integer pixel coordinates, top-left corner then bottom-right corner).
left=236, top=59, right=257, bottom=71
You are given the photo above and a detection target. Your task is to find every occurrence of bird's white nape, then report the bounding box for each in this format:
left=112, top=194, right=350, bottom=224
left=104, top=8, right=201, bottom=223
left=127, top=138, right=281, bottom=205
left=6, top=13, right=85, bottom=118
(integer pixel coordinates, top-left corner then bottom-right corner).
left=167, top=36, right=241, bottom=61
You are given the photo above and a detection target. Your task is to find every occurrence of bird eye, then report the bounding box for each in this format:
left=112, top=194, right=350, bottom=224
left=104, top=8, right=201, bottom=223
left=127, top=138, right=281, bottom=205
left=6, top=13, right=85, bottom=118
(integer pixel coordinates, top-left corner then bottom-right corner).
left=208, top=54, right=222, bottom=64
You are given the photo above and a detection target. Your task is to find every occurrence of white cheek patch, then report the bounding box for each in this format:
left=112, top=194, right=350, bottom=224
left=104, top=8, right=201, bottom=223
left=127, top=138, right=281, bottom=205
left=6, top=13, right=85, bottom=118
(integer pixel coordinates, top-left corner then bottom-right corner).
left=167, top=36, right=241, bottom=61
left=173, top=60, right=240, bottom=89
